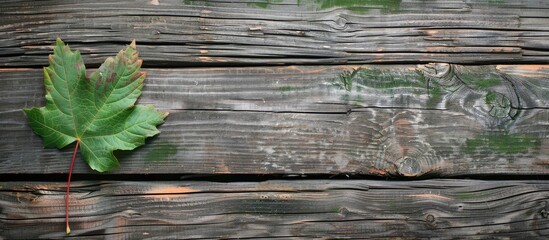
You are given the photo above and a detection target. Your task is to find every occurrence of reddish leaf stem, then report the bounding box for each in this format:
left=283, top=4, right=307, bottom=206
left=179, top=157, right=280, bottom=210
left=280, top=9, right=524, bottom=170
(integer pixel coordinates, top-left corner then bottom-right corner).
left=66, top=140, right=79, bottom=234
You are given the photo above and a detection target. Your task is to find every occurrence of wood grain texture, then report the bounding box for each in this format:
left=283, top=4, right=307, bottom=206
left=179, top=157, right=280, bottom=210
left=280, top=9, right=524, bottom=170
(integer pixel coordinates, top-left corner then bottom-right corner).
left=1, top=179, right=549, bottom=239
left=1, top=0, right=549, bottom=67
left=1, top=64, right=547, bottom=176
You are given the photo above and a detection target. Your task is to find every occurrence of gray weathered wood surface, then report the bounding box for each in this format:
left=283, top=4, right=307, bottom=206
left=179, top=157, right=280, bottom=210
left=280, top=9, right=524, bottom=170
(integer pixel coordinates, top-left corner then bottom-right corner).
left=1, top=64, right=547, bottom=176
left=1, top=180, right=549, bottom=239
left=1, top=0, right=549, bottom=67
left=2, top=0, right=549, bottom=238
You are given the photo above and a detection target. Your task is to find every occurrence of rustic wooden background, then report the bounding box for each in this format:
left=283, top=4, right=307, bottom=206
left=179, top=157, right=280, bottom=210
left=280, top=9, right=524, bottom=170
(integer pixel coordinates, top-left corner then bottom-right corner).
left=1, top=0, right=548, bottom=238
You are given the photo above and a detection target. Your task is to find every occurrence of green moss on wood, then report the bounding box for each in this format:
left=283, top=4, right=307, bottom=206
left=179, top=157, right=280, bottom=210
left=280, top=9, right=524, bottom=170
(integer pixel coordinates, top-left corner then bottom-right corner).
left=248, top=0, right=284, bottom=9
left=315, top=0, right=402, bottom=13
left=484, top=92, right=497, bottom=105
left=336, top=68, right=360, bottom=92
left=146, top=143, right=178, bottom=163
left=472, top=78, right=501, bottom=90
left=481, top=0, right=507, bottom=4
left=278, top=86, right=309, bottom=92
left=353, top=68, right=444, bottom=108
left=455, top=192, right=475, bottom=201
left=183, top=0, right=212, bottom=6
left=247, top=0, right=402, bottom=13
left=331, top=67, right=446, bottom=108
left=426, top=86, right=443, bottom=109
left=465, top=133, right=540, bottom=155
left=455, top=66, right=504, bottom=91
left=484, top=91, right=512, bottom=118
left=355, top=68, right=422, bottom=89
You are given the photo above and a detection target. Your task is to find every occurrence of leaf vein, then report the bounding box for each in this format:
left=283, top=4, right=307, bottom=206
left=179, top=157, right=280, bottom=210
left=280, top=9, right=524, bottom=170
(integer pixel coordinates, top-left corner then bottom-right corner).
left=81, top=118, right=154, bottom=140
left=80, top=57, right=137, bottom=136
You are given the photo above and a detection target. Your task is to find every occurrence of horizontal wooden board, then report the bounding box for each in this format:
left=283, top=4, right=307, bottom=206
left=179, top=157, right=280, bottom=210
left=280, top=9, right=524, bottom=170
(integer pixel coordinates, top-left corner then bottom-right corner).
left=1, top=64, right=547, bottom=176
left=1, top=0, right=549, bottom=67
left=4, top=64, right=548, bottom=112
left=1, top=179, right=549, bottom=239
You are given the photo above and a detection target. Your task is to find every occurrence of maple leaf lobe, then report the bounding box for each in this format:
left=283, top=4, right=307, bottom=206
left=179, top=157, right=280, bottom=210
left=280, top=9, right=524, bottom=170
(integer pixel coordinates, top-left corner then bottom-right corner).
left=24, top=38, right=167, bottom=172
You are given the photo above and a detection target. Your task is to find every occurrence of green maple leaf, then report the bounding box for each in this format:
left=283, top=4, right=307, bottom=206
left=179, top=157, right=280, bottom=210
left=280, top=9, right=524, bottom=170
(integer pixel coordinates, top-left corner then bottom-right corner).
left=24, top=38, right=167, bottom=172
left=23, top=38, right=167, bottom=234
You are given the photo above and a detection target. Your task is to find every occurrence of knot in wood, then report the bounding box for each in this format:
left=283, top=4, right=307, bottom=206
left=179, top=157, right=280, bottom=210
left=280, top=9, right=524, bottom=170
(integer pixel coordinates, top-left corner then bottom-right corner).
left=424, top=214, right=437, bottom=229
left=339, top=207, right=349, bottom=216
left=484, top=91, right=513, bottom=119
left=397, top=157, right=422, bottom=177
left=541, top=209, right=548, bottom=218
left=425, top=214, right=435, bottom=223
left=334, top=15, right=348, bottom=30
left=417, top=63, right=451, bottom=79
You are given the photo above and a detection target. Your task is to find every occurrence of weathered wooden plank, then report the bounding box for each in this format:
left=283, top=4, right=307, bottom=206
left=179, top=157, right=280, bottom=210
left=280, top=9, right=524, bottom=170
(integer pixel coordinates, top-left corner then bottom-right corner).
left=3, top=64, right=548, bottom=113
left=2, top=108, right=547, bottom=176
left=0, top=64, right=547, bottom=176
left=1, top=0, right=549, bottom=67
left=1, top=180, right=548, bottom=239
